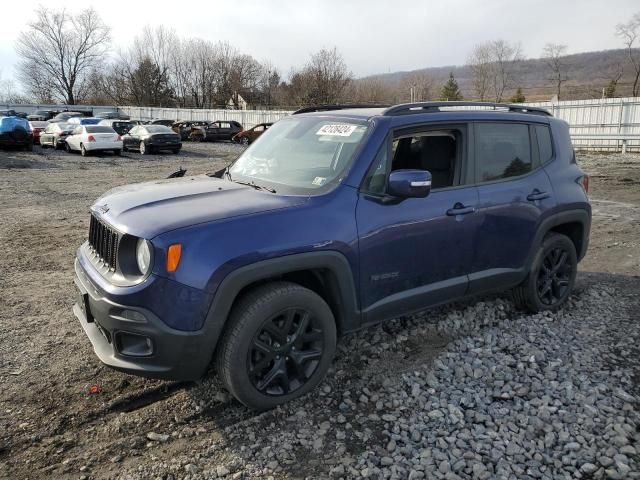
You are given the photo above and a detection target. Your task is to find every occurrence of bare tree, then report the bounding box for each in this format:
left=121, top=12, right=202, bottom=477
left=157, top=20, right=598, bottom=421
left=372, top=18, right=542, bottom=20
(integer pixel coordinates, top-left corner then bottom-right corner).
left=467, top=40, right=522, bottom=102
left=301, top=47, right=352, bottom=104
left=542, top=43, right=569, bottom=100
left=489, top=40, right=523, bottom=102
left=616, top=12, right=640, bottom=96
left=468, top=43, right=492, bottom=100
left=16, top=8, right=110, bottom=104
left=401, top=72, right=433, bottom=102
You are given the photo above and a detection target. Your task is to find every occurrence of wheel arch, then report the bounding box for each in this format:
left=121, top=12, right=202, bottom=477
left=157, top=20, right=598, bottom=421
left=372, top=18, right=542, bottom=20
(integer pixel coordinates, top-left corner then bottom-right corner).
left=201, top=251, right=360, bottom=356
left=532, top=209, right=591, bottom=264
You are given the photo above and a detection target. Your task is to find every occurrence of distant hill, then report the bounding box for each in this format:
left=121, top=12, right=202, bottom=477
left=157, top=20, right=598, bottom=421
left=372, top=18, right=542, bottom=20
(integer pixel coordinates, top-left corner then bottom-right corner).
left=361, top=48, right=637, bottom=102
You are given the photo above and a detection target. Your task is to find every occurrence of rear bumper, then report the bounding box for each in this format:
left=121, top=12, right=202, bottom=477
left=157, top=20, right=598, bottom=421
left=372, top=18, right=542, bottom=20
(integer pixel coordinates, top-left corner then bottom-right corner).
left=0, top=133, right=32, bottom=146
left=84, top=141, right=123, bottom=151
left=148, top=141, right=181, bottom=150
left=73, top=256, right=214, bottom=380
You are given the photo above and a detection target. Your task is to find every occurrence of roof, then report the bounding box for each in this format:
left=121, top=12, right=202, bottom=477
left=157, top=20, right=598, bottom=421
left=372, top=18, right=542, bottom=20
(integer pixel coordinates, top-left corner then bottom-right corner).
left=292, top=102, right=552, bottom=122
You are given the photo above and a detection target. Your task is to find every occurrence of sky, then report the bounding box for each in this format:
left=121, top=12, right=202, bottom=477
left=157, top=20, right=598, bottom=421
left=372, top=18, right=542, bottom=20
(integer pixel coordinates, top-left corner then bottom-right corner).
left=0, top=0, right=638, bottom=86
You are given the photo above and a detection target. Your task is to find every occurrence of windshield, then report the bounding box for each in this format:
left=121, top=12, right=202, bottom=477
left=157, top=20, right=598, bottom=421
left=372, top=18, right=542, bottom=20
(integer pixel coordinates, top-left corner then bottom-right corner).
left=229, top=116, right=368, bottom=193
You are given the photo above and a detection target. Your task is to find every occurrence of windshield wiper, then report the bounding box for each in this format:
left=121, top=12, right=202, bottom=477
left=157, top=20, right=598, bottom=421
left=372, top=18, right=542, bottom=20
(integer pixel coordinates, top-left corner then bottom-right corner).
left=233, top=179, right=276, bottom=193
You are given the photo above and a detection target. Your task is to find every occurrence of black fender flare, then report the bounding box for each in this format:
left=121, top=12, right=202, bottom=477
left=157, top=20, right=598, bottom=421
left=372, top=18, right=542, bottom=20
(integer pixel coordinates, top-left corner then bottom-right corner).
left=528, top=208, right=591, bottom=268
left=200, top=251, right=360, bottom=355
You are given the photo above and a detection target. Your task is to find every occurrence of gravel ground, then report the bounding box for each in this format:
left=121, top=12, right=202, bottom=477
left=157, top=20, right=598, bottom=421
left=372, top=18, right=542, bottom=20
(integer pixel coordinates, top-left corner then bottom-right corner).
left=0, top=146, right=639, bottom=479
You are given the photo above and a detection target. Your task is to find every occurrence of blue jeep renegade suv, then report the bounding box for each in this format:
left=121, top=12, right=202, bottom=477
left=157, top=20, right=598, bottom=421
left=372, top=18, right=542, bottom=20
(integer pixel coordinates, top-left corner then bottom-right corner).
left=74, top=102, right=591, bottom=410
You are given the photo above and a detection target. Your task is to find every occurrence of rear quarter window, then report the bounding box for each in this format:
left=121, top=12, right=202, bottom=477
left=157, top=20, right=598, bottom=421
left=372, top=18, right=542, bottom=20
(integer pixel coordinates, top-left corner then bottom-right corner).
left=535, top=125, right=554, bottom=163
left=475, top=123, right=532, bottom=182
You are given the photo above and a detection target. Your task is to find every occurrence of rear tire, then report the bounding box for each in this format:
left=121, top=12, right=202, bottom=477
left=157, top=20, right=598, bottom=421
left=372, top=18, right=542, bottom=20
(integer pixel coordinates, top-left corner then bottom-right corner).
left=172, top=148, right=180, bottom=154
left=216, top=282, right=337, bottom=410
left=114, top=149, right=121, bottom=156
left=240, top=136, right=250, bottom=145
left=80, top=144, right=88, bottom=157
left=512, top=233, right=577, bottom=312
left=53, top=139, right=59, bottom=149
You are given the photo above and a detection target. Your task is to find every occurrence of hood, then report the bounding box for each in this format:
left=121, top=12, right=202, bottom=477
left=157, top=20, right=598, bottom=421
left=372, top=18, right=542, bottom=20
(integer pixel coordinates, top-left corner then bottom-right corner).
left=92, top=175, right=308, bottom=239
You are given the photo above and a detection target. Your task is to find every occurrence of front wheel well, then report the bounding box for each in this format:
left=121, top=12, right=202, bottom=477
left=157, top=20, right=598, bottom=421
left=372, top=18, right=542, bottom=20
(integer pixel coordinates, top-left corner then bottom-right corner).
left=230, top=269, right=348, bottom=336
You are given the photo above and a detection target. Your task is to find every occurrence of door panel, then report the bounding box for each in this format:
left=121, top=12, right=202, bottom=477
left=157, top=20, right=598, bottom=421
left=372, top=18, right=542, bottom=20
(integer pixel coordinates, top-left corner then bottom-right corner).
left=468, top=122, right=557, bottom=294
left=357, top=187, right=480, bottom=324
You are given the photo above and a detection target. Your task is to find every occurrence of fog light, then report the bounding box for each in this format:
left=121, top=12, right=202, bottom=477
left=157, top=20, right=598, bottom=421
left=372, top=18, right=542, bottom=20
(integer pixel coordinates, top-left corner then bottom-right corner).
left=115, top=332, right=153, bottom=357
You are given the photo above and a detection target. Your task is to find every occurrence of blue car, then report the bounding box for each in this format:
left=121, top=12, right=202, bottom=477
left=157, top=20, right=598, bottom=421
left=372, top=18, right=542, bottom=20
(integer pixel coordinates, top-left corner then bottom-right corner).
left=0, top=116, right=33, bottom=150
left=74, top=102, right=591, bottom=409
left=67, top=117, right=102, bottom=126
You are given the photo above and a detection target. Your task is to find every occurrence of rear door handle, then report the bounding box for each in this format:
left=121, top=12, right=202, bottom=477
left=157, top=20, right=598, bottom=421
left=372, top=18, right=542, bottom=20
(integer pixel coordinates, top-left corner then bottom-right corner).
left=527, top=190, right=551, bottom=201
left=446, top=203, right=476, bottom=216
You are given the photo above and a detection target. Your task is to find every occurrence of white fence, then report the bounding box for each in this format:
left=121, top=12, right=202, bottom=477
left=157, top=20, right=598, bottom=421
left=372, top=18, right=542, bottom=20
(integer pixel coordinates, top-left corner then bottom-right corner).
left=3, top=98, right=640, bottom=152
left=524, top=97, right=640, bottom=152
left=117, top=106, right=293, bottom=130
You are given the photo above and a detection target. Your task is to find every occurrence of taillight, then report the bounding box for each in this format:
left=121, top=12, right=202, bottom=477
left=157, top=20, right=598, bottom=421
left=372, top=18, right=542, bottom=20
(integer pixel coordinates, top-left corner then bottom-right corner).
left=87, top=135, right=96, bottom=142
left=578, top=175, right=589, bottom=194
left=116, top=135, right=122, bottom=141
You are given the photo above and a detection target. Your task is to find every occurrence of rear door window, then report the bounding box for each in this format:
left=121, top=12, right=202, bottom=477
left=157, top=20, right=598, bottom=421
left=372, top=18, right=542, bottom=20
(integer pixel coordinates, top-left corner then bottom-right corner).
left=475, top=123, right=532, bottom=182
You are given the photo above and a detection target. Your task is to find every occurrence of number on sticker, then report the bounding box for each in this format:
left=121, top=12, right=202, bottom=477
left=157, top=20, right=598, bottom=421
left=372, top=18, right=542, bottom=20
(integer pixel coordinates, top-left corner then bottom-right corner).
left=316, top=124, right=358, bottom=137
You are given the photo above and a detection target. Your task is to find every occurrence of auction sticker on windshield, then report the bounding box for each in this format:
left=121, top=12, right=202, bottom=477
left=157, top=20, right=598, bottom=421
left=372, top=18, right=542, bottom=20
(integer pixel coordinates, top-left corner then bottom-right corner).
left=316, top=124, right=358, bottom=136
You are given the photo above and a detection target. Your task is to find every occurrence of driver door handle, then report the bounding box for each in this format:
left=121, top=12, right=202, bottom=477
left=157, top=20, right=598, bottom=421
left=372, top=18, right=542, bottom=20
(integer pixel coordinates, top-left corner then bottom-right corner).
left=527, top=189, right=551, bottom=201
left=446, top=202, right=476, bottom=216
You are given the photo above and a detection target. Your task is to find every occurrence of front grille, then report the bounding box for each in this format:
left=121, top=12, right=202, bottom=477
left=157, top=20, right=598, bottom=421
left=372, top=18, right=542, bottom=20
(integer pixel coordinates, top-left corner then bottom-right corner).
left=88, top=214, right=119, bottom=271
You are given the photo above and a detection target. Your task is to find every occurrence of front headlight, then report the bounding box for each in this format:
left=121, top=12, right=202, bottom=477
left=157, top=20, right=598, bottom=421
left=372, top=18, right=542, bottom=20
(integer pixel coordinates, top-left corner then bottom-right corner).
left=136, top=239, right=152, bottom=275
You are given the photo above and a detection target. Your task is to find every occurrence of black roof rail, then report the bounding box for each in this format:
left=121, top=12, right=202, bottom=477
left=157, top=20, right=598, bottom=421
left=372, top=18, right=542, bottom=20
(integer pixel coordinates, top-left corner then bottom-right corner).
left=383, top=101, right=551, bottom=117
left=292, top=103, right=390, bottom=115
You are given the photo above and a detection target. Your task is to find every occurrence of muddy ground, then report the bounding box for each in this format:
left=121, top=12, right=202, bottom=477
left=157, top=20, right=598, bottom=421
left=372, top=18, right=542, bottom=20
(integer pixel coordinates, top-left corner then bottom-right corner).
left=0, top=146, right=638, bottom=479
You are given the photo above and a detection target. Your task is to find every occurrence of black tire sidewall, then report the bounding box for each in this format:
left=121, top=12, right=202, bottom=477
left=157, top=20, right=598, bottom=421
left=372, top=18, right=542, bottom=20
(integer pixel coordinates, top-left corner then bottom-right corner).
left=525, top=234, right=577, bottom=311
left=220, top=284, right=336, bottom=410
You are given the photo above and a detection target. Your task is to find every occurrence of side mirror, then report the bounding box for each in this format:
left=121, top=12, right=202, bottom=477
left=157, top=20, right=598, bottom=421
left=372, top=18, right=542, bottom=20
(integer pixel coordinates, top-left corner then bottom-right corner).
left=387, top=170, right=432, bottom=198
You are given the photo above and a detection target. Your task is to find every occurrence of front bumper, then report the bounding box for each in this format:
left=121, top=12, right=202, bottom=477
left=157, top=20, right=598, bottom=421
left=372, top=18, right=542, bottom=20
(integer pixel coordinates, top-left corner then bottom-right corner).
left=73, top=256, right=214, bottom=380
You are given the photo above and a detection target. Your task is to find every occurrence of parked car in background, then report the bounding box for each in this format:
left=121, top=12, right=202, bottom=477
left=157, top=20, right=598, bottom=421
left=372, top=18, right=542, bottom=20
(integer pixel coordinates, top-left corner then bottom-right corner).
left=151, top=119, right=175, bottom=127
left=0, top=116, right=32, bottom=150
left=39, top=122, right=74, bottom=149
left=130, top=119, right=150, bottom=126
left=0, top=109, right=28, bottom=118
left=65, top=125, right=123, bottom=157
left=190, top=120, right=243, bottom=142
left=95, top=111, right=131, bottom=120
left=28, top=121, right=49, bottom=144
left=51, top=112, right=84, bottom=123
left=232, top=122, right=273, bottom=145
left=172, top=120, right=208, bottom=140
left=98, top=119, right=134, bottom=136
left=67, top=117, right=102, bottom=126
left=27, top=110, right=59, bottom=121
left=122, top=125, right=181, bottom=154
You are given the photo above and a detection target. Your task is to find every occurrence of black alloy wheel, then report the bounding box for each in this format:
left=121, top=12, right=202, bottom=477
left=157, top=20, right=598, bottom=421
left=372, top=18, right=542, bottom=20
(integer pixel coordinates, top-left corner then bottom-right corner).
left=536, top=246, right=573, bottom=306
left=248, top=307, right=324, bottom=396
left=512, top=232, right=577, bottom=312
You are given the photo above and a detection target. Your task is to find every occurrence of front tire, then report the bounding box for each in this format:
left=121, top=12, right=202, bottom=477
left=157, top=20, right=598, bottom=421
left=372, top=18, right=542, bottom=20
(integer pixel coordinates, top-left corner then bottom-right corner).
left=139, top=141, right=147, bottom=155
left=512, top=233, right=577, bottom=312
left=216, top=282, right=337, bottom=410
left=65, top=142, right=71, bottom=153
